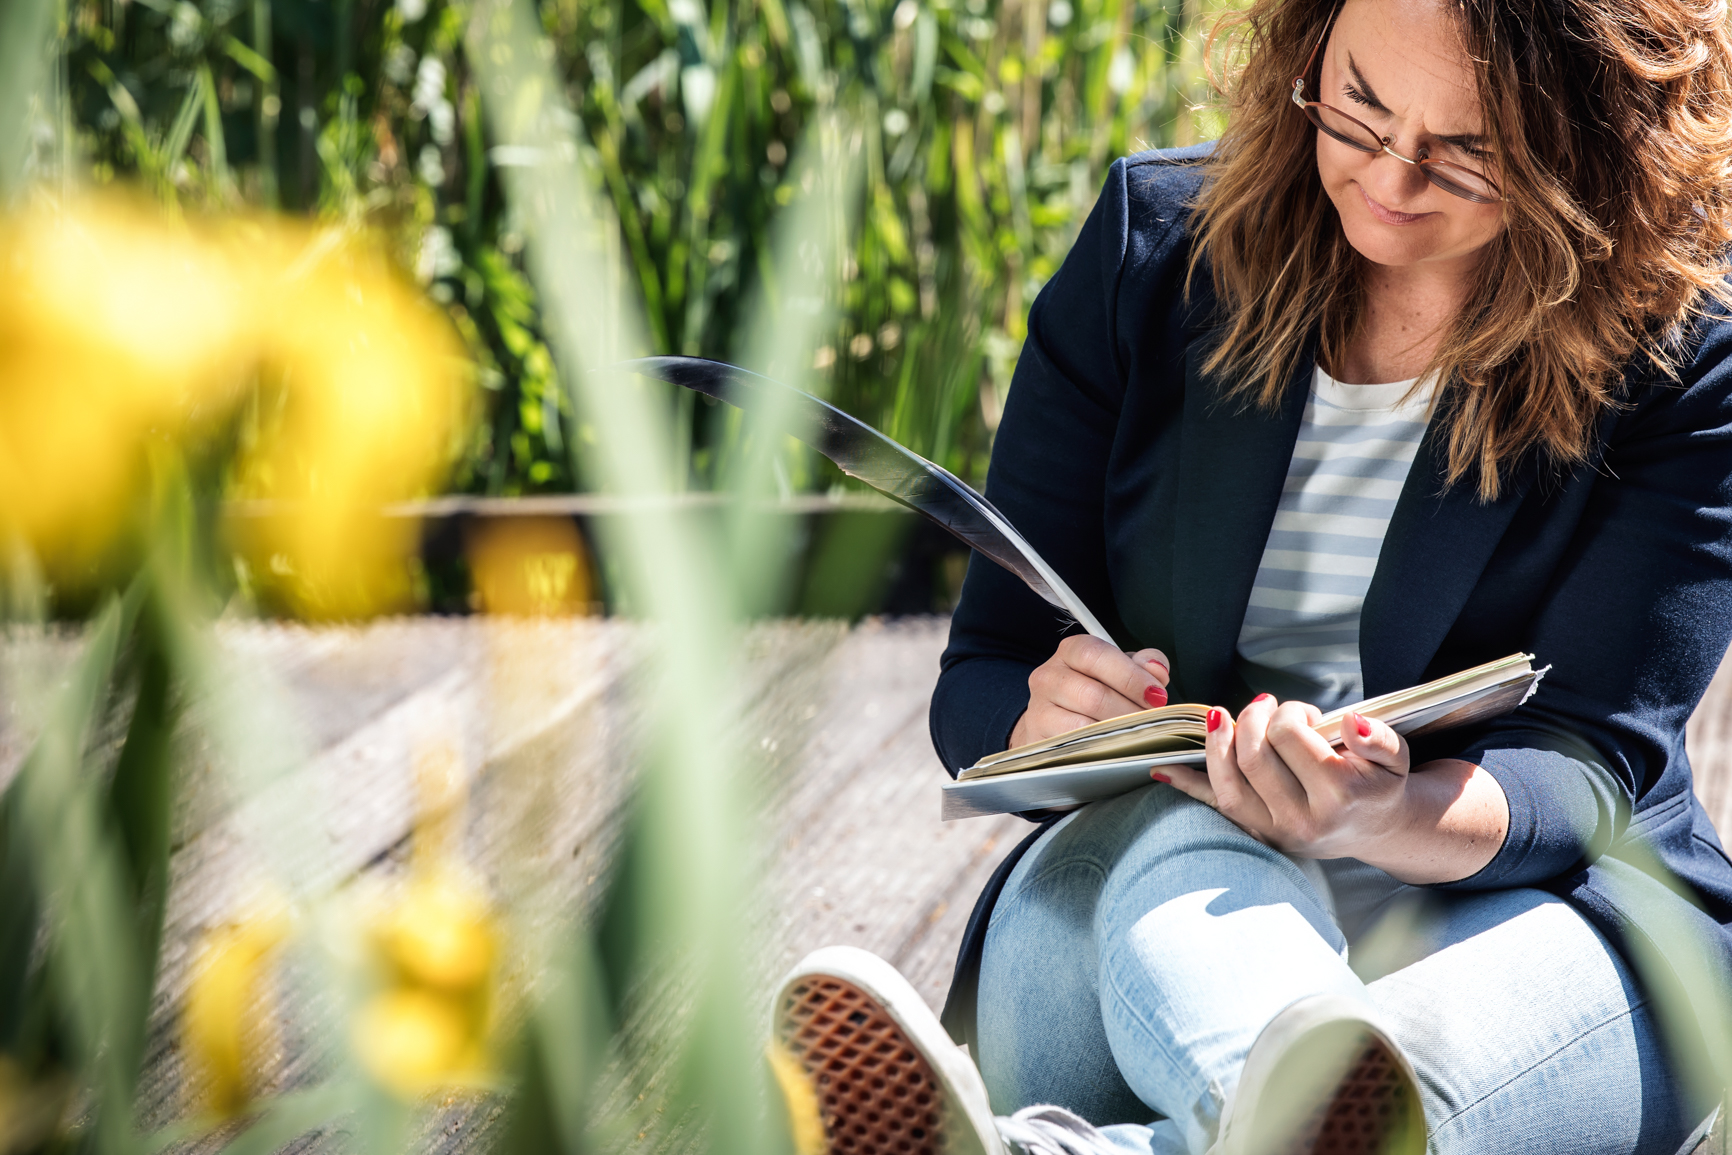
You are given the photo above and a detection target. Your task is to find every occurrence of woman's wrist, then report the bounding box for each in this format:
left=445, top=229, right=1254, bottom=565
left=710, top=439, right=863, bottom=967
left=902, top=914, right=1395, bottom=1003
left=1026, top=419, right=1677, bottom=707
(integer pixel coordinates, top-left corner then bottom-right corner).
left=1353, top=759, right=1510, bottom=885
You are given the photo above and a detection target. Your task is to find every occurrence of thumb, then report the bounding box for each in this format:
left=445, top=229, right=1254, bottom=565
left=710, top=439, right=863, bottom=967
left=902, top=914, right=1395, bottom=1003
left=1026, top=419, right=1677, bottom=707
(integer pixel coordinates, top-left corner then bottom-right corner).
left=1129, top=648, right=1170, bottom=686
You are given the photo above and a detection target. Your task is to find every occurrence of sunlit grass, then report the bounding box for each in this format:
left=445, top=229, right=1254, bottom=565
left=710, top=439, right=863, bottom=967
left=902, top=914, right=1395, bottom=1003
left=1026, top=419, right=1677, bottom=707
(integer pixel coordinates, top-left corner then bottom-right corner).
left=51, top=0, right=1243, bottom=497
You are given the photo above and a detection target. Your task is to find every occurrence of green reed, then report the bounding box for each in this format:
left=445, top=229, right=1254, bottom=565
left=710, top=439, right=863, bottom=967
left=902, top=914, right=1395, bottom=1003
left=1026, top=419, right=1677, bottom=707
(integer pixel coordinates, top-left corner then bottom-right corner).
left=50, top=0, right=1233, bottom=495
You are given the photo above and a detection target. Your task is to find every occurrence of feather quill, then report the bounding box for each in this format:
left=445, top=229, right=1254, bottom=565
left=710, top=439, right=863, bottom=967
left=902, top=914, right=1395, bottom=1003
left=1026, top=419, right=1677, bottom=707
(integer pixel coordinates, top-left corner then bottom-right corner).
left=618, top=356, right=1113, bottom=641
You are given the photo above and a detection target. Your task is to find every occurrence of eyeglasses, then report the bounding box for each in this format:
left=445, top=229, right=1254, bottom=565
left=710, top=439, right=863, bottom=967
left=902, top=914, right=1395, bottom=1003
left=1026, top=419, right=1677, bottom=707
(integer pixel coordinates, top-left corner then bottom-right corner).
left=1290, top=4, right=1503, bottom=205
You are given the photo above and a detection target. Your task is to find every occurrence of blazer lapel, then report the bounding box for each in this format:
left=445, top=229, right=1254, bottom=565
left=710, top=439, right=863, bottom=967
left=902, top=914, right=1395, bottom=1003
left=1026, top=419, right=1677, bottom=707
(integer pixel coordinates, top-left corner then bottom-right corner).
left=1172, top=340, right=1312, bottom=703
left=1358, top=418, right=1536, bottom=695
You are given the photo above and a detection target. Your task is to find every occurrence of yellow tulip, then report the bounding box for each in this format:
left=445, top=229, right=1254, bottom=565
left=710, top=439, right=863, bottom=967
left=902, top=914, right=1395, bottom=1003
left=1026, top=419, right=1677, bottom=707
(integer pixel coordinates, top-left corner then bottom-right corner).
left=0, top=198, right=254, bottom=577
left=355, top=872, right=499, bottom=1099
left=182, top=914, right=288, bottom=1117
left=352, top=989, right=483, bottom=1099
left=377, top=874, right=497, bottom=993
left=228, top=234, right=469, bottom=619
left=0, top=195, right=470, bottom=616
left=466, top=515, right=595, bottom=616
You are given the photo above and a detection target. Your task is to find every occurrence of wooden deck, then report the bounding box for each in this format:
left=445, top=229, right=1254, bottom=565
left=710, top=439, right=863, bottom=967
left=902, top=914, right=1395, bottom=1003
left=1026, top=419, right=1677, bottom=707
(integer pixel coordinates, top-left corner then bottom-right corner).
left=7, top=615, right=1732, bottom=1151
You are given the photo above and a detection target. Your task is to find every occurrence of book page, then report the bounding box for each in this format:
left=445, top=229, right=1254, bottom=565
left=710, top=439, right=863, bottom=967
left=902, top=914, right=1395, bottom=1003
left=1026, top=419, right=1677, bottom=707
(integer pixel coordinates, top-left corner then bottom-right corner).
left=960, top=653, right=1538, bottom=779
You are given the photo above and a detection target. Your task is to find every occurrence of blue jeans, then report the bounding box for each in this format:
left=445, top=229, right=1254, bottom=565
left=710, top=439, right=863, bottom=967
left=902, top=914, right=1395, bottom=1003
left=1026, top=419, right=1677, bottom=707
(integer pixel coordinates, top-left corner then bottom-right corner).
left=976, top=785, right=1694, bottom=1155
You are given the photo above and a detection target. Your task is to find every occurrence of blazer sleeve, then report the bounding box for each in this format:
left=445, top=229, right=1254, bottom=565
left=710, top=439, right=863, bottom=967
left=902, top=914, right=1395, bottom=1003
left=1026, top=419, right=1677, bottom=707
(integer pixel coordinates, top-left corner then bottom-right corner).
left=1436, top=309, right=1732, bottom=890
left=928, top=154, right=1194, bottom=776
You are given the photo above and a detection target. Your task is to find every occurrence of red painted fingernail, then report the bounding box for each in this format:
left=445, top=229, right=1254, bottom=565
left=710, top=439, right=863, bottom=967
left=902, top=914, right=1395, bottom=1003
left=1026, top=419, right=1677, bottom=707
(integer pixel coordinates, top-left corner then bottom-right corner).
left=1150, top=772, right=1172, bottom=784
left=1143, top=684, right=1168, bottom=708
left=1147, top=658, right=1169, bottom=672
left=1207, top=708, right=1223, bottom=733
left=1252, top=693, right=1273, bottom=704
left=1354, top=713, right=1372, bottom=738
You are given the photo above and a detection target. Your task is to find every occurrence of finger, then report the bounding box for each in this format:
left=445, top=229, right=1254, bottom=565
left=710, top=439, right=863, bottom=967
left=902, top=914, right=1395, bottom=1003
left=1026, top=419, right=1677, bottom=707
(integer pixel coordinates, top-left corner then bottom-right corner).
left=1060, top=635, right=1170, bottom=710
left=1031, top=651, right=1147, bottom=722
left=1339, top=711, right=1408, bottom=773
left=1128, top=648, right=1171, bottom=688
left=1262, top=701, right=1350, bottom=809
left=1045, top=667, right=1146, bottom=722
left=1263, top=700, right=1341, bottom=776
left=1153, top=761, right=1217, bottom=808
left=1016, top=704, right=1100, bottom=745
left=1205, top=706, right=1275, bottom=831
left=1233, top=696, right=1309, bottom=816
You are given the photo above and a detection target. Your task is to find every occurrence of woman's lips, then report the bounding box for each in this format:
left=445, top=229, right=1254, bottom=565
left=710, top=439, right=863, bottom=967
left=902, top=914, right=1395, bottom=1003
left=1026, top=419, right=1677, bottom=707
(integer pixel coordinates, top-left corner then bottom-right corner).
left=1358, top=184, right=1433, bottom=225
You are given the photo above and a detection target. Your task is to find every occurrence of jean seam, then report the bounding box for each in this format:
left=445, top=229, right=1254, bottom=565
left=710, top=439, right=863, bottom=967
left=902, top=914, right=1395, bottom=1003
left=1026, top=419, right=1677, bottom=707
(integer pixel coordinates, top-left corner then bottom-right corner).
left=1098, top=938, right=1195, bottom=1113
left=1423, top=995, right=1652, bottom=1134
left=992, top=855, right=1111, bottom=927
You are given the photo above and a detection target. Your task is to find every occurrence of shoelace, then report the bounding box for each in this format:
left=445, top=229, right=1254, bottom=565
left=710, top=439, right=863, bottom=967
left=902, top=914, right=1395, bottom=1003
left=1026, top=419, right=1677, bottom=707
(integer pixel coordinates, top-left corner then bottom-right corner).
left=995, top=1105, right=1134, bottom=1155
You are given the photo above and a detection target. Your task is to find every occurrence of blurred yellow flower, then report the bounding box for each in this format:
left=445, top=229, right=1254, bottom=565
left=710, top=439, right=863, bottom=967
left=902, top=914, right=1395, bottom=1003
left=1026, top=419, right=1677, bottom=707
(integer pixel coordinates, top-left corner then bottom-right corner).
left=0, top=198, right=253, bottom=577
left=229, top=235, right=468, bottom=618
left=355, top=872, right=499, bottom=1099
left=182, top=913, right=289, bottom=1117
left=466, top=516, right=595, bottom=616
left=352, top=989, right=481, bottom=1099
left=378, top=873, right=497, bottom=992
left=765, top=1041, right=827, bottom=1155
left=0, top=195, right=469, bottom=616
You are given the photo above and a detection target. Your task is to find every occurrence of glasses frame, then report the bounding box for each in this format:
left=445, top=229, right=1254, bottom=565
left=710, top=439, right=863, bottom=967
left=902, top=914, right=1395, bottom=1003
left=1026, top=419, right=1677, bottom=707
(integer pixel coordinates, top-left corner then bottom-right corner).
left=1291, top=3, right=1504, bottom=205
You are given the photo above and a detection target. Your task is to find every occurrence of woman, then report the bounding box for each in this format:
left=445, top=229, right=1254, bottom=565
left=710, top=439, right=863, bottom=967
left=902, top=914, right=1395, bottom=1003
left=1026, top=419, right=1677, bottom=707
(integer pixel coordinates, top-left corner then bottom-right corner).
left=770, top=0, right=1732, bottom=1151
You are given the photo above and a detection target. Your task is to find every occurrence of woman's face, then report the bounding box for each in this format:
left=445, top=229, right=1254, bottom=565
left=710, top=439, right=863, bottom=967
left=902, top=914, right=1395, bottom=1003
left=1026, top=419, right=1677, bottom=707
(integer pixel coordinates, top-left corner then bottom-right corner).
left=1313, top=0, right=1505, bottom=273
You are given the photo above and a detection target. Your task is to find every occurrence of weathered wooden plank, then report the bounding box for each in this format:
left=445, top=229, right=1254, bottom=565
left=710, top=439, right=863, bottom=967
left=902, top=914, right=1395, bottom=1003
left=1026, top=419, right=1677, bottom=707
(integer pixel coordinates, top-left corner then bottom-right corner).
left=145, top=617, right=864, bottom=1147
left=755, top=616, right=1023, bottom=1009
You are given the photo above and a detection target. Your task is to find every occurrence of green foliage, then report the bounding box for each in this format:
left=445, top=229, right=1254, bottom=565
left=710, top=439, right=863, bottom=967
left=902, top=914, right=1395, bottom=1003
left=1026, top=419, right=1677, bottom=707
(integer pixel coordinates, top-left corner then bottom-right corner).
left=53, top=0, right=1229, bottom=493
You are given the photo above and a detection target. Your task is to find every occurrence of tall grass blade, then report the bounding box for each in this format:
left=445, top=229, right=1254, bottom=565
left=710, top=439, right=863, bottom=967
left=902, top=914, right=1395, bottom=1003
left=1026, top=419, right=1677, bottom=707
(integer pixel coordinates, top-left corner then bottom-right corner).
left=0, top=0, right=55, bottom=199
left=469, top=2, right=792, bottom=1151
left=724, top=108, right=866, bottom=615
left=7, top=594, right=148, bottom=1153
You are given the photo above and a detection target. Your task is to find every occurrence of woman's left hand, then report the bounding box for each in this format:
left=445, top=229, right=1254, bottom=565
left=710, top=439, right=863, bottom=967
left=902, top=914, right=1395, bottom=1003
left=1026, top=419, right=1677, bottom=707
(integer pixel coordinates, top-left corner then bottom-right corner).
left=1158, top=695, right=1413, bottom=860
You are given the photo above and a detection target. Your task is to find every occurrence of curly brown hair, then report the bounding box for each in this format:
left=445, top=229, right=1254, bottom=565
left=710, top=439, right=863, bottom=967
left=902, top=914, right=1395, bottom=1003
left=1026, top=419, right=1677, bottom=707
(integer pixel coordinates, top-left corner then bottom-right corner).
left=1189, top=0, right=1732, bottom=499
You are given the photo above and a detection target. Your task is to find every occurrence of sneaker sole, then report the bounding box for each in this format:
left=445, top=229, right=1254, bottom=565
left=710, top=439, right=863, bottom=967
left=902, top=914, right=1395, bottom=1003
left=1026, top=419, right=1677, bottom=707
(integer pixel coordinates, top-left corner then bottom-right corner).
left=770, top=947, right=1003, bottom=1155
left=1283, top=1031, right=1422, bottom=1155
left=1220, top=994, right=1426, bottom=1155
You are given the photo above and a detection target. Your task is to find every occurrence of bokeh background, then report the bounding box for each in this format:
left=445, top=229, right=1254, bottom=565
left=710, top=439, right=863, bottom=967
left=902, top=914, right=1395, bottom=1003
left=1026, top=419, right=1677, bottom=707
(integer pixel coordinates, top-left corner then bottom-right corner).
left=37, top=0, right=1233, bottom=616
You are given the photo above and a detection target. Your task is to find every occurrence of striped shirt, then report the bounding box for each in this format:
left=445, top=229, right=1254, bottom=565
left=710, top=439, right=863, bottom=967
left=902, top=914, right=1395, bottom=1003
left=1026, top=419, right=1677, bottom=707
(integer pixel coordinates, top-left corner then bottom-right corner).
left=1234, top=366, right=1439, bottom=711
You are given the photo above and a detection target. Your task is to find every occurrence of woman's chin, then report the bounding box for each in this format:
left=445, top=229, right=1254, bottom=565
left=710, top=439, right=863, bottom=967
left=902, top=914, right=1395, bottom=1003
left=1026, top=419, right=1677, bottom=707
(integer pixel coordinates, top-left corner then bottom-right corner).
left=1338, top=216, right=1458, bottom=269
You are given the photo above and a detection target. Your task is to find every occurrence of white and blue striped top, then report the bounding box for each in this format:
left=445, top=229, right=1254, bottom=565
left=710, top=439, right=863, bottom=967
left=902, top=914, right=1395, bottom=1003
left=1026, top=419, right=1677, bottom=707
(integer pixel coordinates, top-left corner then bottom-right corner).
left=1234, top=366, right=1439, bottom=711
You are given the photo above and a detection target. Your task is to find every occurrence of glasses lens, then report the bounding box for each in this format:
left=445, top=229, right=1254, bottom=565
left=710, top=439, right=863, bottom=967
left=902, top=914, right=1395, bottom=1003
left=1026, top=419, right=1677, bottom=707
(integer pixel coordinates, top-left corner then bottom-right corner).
left=1421, top=160, right=1501, bottom=204
left=1304, top=104, right=1383, bottom=153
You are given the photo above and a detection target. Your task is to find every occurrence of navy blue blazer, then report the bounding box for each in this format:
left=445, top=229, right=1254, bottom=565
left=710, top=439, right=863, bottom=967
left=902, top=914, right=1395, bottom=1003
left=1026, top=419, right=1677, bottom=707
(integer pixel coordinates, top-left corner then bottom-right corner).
left=930, top=144, right=1732, bottom=1078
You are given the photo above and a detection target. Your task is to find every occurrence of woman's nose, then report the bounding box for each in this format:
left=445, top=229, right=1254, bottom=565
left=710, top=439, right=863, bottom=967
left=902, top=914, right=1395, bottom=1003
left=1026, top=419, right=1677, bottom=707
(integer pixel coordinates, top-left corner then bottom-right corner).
left=1366, top=139, right=1433, bottom=201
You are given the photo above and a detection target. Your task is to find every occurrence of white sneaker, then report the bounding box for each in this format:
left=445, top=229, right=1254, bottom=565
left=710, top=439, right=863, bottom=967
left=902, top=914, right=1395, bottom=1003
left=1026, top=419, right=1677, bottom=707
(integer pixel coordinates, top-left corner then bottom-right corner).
left=770, top=945, right=1009, bottom=1155
left=1215, top=994, right=1426, bottom=1155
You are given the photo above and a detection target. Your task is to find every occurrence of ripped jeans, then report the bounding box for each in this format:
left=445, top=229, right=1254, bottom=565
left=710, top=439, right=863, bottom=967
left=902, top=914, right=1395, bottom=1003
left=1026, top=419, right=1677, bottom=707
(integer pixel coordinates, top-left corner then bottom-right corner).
left=975, top=784, right=1695, bottom=1155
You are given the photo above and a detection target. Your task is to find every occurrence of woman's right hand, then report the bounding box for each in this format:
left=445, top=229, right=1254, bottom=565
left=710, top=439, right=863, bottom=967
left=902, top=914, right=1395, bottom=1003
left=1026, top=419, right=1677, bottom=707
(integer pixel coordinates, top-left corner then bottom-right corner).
left=1008, top=635, right=1171, bottom=748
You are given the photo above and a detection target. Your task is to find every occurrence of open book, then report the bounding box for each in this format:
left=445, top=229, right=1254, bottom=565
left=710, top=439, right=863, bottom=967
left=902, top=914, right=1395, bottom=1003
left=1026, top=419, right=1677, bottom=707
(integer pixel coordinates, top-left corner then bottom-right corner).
left=941, top=653, right=1547, bottom=820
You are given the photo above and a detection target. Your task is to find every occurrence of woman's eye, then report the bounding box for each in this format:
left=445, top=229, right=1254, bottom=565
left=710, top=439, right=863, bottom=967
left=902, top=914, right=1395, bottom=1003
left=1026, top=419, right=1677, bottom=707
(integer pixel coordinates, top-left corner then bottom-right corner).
left=1342, top=84, right=1372, bottom=107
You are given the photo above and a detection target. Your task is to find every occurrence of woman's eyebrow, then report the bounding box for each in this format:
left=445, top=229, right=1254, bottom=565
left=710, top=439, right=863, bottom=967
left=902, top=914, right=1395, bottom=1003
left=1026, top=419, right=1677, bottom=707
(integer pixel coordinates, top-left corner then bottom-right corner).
left=1346, top=53, right=1488, bottom=147
left=1345, top=55, right=1389, bottom=109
